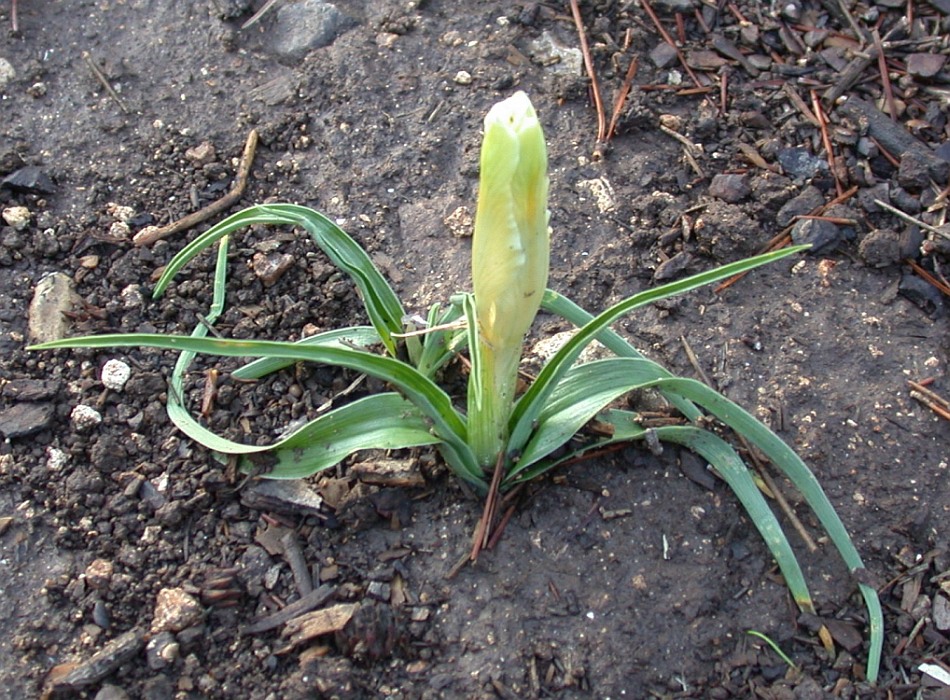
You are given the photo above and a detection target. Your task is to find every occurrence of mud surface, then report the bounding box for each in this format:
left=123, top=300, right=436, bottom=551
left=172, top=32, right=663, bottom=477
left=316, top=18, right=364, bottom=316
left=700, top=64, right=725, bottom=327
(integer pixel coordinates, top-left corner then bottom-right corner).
left=1, top=1, right=948, bottom=698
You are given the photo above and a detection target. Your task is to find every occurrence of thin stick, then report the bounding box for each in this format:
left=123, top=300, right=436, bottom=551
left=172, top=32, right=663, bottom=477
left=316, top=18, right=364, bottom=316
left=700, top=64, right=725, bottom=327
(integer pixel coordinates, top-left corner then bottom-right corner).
left=242, top=0, right=282, bottom=30
left=81, top=51, right=129, bottom=114
left=905, top=259, right=950, bottom=297
left=811, top=90, right=844, bottom=197
left=872, top=29, right=898, bottom=122
left=568, top=0, right=607, bottom=147
left=640, top=0, right=704, bottom=90
left=134, top=129, right=259, bottom=246
left=606, top=55, right=639, bottom=142
left=470, top=451, right=505, bottom=562
left=11, top=0, right=17, bottom=32
left=875, top=198, right=950, bottom=241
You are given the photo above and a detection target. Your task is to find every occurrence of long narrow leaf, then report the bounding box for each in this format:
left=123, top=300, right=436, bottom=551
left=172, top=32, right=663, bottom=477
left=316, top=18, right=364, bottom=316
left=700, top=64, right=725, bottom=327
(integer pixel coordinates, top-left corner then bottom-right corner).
left=541, top=290, right=701, bottom=422
left=152, top=204, right=406, bottom=356
left=645, top=376, right=882, bottom=682
left=31, top=334, right=484, bottom=488
left=509, top=246, right=809, bottom=459
left=511, top=358, right=672, bottom=476
left=232, top=325, right=381, bottom=380
left=241, top=393, right=441, bottom=479
left=166, top=235, right=239, bottom=451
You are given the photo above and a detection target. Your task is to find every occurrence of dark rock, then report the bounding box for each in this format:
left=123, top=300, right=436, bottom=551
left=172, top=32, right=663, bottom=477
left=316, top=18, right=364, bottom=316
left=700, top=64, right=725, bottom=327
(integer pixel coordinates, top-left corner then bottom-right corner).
left=211, top=0, right=252, bottom=20
left=777, top=147, right=826, bottom=179
left=899, top=274, right=945, bottom=317
left=906, top=53, right=947, bottom=78
left=2, top=378, right=61, bottom=401
left=776, top=185, right=824, bottom=227
left=790, top=218, right=842, bottom=253
left=860, top=230, right=902, bottom=268
left=898, top=150, right=933, bottom=190
left=1, top=166, right=56, bottom=194
left=653, top=251, right=691, bottom=280
left=140, top=674, right=174, bottom=700
left=270, top=0, right=355, bottom=59
left=649, top=42, right=678, bottom=69
left=890, top=187, right=921, bottom=214
left=708, top=173, right=750, bottom=203
left=0, top=401, right=54, bottom=437
left=857, top=183, right=890, bottom=213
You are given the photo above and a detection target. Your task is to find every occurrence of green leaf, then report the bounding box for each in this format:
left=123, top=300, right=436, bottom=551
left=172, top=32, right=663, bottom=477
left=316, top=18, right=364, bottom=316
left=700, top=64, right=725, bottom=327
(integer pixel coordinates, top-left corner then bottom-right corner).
left=241, top=393, right=441, bottom=479
left=509, top=246, right=809, bottom=460
left=152, top=204, right=406, bottom=356
left=231, top=325, right=382, bottom=380
left=31, top=333, right=485, bottom=489
left=511, top=357, right=670, bottom=476
left=541, top=290, right=701, bottom=422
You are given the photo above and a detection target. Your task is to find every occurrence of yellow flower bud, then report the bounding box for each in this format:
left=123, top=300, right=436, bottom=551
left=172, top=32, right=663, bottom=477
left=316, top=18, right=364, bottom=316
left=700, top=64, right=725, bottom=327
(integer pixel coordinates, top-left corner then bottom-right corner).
left=468, top=92, right=550, bottom=468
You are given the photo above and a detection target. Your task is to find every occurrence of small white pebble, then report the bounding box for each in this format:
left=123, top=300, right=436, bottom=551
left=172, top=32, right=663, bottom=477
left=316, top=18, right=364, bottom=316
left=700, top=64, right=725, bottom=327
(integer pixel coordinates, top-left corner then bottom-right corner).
left=71, top=404, right=102, bottom=431
left=453, top=70, right=473, bottom=85
left=45, top=447, right=69, bottom=471
left=2, top=206, right=31, bottom=231
left=101, top=359, right=131, bottom=391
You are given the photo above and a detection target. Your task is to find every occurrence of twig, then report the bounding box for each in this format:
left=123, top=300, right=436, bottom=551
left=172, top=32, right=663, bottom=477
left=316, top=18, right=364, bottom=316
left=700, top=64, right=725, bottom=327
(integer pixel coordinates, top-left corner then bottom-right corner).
left=640, top=0, right=704, bottom=90
left=281, top=530, right=313, bottom=597
left=11, top=0, right=17, bottom=32
left=908, top=380, right=950, bottom=422
left=606, top=55, right=639, bottom=142
left=81, top=51, right=129, bottom=114
left=134, top=129, right=259, bottom=246
left=242, top=0, right=282, bottom=30
left=470, top=451, right=505, bottom=561
left=872, top=29, right=898, bottom=122
left=811, top=90, right=844, bottom=197
left=568, top=0, right=607, bottom=152
left=875, top=198, right=950, bottom=241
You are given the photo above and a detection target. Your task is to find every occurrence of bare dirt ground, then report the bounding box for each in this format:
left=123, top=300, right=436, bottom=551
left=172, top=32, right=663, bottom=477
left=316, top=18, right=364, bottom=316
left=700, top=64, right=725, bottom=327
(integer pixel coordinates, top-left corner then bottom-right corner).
left=1, top=1, right=949, bottom=698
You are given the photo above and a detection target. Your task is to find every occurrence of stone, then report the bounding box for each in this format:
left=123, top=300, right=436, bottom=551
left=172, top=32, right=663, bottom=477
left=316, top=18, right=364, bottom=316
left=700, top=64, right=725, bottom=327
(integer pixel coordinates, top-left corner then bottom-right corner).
left=529, top=31, right=583, bottom=76
left=649, top=42, right=678, bottom=69
left=776, top=185, right=824, bottom=227
left=708, top=173, right=750, bottom=203
left=251, top=251, right=295, bottom=286
left=94, top=685, right=130, bottom=700
left=790, top=217, right=843, bottom=253
left=0, top=402, right=54, bottom=438
left=933, top=594, right=950, bottom=631
left=898, top=149, right=933, bottom=190
left=2, top=205, right=31, bottom=230
left=101, top=359, right=131, bottom=392
left=1, top=165, right=56, bottom=194
left=777, top=147, right=827, bottom=179
left=0, top=58, right=14, bottom=89
left=906, top=53, right=947, bottom=78
left=269, top=0, right=355, bottom=59
left=28, top=271, right=77, bottom=343
left=151, top=588, right=203, bottom=633
left=71, top=404, right=102, bottom=432
left=145, top=631, right=179, bottom=670
left=85, top=559, right=115, bottom=591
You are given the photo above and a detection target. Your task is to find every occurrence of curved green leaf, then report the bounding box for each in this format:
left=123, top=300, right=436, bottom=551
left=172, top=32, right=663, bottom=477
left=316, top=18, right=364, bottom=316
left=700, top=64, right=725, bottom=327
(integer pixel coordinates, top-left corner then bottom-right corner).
left=512, top=357, right=670, bottom=476
left=152, top=204, right=406, bottom=356
left=241, top=393, right=441, bottom=479
left=232, top=325, right=381, bottom=380
left=31, top=333, right=484, bottom=489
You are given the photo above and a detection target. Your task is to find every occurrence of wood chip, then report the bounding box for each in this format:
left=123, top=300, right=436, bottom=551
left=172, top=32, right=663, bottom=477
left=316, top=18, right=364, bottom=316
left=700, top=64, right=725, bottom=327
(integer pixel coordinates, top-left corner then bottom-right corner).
left=283, top=603, right=359, bottom=648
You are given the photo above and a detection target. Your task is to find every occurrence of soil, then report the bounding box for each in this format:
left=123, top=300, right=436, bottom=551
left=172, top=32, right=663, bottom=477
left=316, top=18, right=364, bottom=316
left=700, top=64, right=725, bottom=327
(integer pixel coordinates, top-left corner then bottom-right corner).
left=1, top=1, right=948, bottom=698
